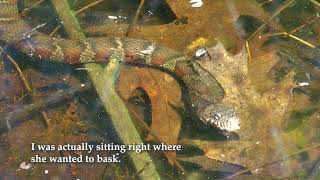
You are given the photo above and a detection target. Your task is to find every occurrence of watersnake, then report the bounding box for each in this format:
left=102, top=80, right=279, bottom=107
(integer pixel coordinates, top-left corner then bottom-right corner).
left=0, top=0, right=240, bottom=132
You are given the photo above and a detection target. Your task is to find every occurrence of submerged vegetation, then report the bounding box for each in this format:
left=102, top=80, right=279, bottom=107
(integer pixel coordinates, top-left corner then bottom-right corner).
left=0, top=0, right=320, bottom=179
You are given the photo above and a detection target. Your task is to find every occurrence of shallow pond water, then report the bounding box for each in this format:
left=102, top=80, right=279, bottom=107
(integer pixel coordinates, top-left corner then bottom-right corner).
left=0, top=0, right=320, bottom=179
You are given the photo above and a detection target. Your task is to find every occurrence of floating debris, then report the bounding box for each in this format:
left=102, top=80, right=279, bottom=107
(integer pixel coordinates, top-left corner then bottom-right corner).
left=19, top=162, right=32, bottom=170
left=190, top=0, right=203, bottom=8
left=140, top=45, right=156, bottom=55
left=75, top=67, right=93, bottom=71
left=195, top=47, right=207, bottom=57
left=298, top=82, right=309, bottom=87
left=187, top=37, right=208, bottom=51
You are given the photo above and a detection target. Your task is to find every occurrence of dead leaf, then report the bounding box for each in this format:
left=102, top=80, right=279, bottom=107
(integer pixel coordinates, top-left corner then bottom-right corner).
left=117, top=66, right=183, bottom=163
left=192, top=43, right=299, bottom=174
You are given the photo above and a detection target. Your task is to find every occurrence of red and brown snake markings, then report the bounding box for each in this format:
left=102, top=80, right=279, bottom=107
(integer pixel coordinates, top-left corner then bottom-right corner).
left=0, top=0, right=240, bottom=132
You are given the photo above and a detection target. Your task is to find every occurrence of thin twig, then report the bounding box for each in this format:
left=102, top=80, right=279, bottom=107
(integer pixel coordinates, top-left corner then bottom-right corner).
left=132, top=162, right=151, bottom=178
left=125, top=0, right=145, bottom=36
left=259, top=0, right=273, bottom=6
left=264, top=32, right=287, bottom=38
left=226, top=143, right=320, bottom=179
left=248, top=0, right=296, bottom=41
left=264, top=32, right=316, bottom=48
left=4, top=53, right=32, bottom=93
left=74, top=0, right=104, bottom=14
left=0, top=48, right=51, bottom=126
left=50, top=0, right=104, bottom=36
left=20, top=0, right=45, bottom=16
left=288, top=34, right=316, bottom=48
left=289, top=13, right=319, bottom=35
left=289, top=24, right=308, bottom=35
left=7, top=58, right=51, bottom=126
left=49, top=25, right=61, bottom=36
left=130, top=108, right=187, bottom=175
left=245, top=41, right=252, bottom=62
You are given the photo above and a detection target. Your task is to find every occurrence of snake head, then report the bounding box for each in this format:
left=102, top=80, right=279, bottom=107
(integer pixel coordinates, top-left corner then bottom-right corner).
left=198, top=103, right=240, bottom=132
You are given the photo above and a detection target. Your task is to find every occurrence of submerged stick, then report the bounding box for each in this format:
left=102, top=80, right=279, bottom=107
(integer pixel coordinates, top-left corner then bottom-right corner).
left=50, top=0, right=104, bottom=36
left=245, top=41, right=252, bottom=61
left=49, top=0, right=161, bottom=179
left=248, top=0, right=296, bottom=41
left=20, top=0, right=45, bottom=16
left=0, top=82, right=91, bottom=132
left=264, top=32, right=316, bottom=48
left=74, top=0, right=104, bottom=14
left=125, top=0, right=145, bottom=36
left=1, top=47, right=51, bottom=126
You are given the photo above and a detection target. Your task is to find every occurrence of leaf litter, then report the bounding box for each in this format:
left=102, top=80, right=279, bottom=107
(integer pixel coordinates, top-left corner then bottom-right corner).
left=1, top=0, right=320, bottom=179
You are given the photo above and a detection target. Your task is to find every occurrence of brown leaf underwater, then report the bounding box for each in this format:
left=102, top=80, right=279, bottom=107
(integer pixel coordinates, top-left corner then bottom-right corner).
left=117, top=66, right=184, bottom=163
left=190, top=42, right=299, bottom=174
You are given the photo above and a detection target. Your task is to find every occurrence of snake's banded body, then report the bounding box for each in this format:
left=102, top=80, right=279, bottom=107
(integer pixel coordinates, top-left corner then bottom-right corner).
left=0, top=0, right=240, bottom=131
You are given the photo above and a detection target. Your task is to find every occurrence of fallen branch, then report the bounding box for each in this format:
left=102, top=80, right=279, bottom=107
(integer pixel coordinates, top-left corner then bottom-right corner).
left=49, top=0, right=161, bottom=178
